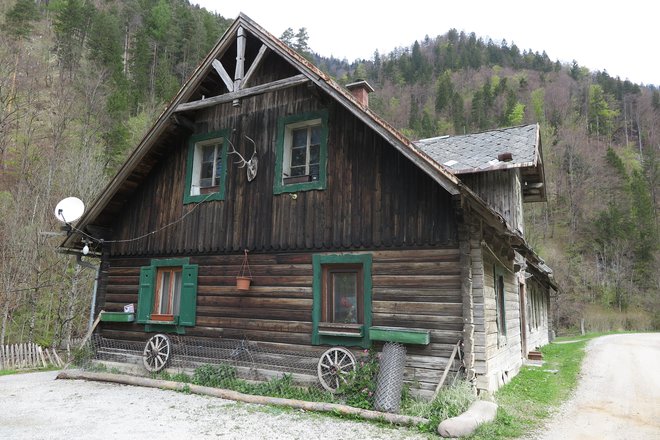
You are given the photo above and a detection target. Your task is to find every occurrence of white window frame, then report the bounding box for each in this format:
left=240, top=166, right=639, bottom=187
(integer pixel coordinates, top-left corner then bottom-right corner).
left=282, top=118, right=322, bottom=182
left=190, top=138, right=224, bottom=196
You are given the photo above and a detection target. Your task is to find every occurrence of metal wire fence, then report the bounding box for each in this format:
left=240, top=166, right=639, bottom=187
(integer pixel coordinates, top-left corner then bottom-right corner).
left=69, top=333, right=323, bottom=388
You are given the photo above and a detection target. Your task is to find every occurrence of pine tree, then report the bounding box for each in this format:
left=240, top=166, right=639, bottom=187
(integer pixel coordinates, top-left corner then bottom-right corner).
left=294, top=27, right=310, bottom=53
left=4, top=0, right=39, bottom=40
left=435, top=71, right=454, bottom=112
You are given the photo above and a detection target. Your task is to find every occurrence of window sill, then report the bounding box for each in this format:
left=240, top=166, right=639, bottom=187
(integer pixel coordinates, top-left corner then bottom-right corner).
left=274, top=178, right=325, bottom=194
left=145, top=315, right=178, bottom=325
left=318, top=323, right=363, bottom=338
left=199, top=185, right=220, bottom=195
left=283, top=175, right=313, bottom=185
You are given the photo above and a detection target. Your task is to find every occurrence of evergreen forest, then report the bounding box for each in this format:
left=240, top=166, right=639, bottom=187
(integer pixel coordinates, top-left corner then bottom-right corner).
left=0, top=0, right=657, bottom=347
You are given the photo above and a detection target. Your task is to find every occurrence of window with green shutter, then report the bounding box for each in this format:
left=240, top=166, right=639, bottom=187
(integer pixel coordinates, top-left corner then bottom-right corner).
left=136, top=258, right=198, bottom=334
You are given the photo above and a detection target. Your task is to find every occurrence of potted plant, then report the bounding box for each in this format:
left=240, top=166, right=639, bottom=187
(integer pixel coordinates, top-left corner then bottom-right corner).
left=236, top=249, right=252, bottom=291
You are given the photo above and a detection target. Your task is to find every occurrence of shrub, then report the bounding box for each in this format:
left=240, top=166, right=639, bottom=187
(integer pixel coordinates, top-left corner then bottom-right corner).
left=192, top=363, right=238, bottom=388
left=402, top=380, right=476, bottom=430
left=336, top=349, right=380, bottom=409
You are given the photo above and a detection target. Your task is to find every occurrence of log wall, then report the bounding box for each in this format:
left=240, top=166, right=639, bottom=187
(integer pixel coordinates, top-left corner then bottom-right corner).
left=474, top=250, right=523, bottom=393
left=99, top=247, right=463, bottom=397
left=524, top=278, right=550, bottom=353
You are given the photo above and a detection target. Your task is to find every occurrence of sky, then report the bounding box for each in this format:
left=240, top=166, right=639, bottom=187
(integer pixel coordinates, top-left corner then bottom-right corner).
left=193, top=0, right=657, bottom=86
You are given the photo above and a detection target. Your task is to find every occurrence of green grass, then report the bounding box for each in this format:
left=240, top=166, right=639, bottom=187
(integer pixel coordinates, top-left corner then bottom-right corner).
left=553, top=330, right=633, bottom=342
left=468, top=337, right=590, bottom=439
left=0, top=369, right=18, bottom=376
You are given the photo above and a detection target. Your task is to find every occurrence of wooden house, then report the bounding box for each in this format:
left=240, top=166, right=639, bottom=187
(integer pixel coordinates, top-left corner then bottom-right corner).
left=60, top=14, right=556, bottom=396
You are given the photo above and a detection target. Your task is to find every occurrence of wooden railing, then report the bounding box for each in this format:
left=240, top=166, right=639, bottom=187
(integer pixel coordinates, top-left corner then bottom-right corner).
left=0, top=343, right=64, bottom=370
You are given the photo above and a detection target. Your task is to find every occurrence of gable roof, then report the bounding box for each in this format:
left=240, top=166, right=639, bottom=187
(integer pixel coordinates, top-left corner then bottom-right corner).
left=415, top=124, right=546, bottom=202
left=61, top=13, right=465, bottom=251
left=59, top=13, right=553, bottom=285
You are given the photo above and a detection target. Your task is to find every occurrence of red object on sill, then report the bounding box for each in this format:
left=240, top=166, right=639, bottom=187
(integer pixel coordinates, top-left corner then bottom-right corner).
left=149, top=314, right=175, bottom=322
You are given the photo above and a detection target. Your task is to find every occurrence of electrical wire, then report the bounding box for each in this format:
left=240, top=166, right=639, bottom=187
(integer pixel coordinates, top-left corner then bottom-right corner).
left=65, top=192, right=213, bottom=246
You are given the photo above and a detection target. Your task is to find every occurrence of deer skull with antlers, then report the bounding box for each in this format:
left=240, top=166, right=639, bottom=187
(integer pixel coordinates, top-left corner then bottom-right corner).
left=227, top=135, right=259, bottom=182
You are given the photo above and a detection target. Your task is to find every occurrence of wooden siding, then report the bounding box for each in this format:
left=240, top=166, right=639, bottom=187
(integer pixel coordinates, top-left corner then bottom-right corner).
left=475, top=250, right=523, bottom=392
left=524, top=278, right=550, bottom=352
left=98, top=248, right=462, bottom=397
left=108, top=83, right=457, bottom=256
left=461, top=169, right=524, bottom=235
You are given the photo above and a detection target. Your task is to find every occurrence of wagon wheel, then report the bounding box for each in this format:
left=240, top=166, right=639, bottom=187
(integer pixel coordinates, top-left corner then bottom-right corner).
left=317, top=347, right=356, bottom=393
left=142, top=334, right=171, bottom=373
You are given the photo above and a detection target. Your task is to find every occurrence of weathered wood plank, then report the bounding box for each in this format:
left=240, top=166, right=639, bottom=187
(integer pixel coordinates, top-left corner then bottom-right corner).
left=212, top=59, right=235, bottom=92
left=197, top=296, right=312, bottom=309
left=241, top=44, right=268, bottom=88
left=175, top=75, right=309, bottom=112
left=196, top=316, right=312, bottom=333
left=373, top=301, right=462, bottom=316
left=198, top=285, right=312, bottom=298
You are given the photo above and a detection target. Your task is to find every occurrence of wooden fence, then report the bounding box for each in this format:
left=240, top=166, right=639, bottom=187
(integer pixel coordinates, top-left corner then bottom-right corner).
left=0, top=343, right=64, bottom=370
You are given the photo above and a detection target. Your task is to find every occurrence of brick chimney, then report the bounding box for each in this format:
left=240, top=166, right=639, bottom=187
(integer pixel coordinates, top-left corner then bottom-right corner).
left=346, top=80, right=374, bottom=107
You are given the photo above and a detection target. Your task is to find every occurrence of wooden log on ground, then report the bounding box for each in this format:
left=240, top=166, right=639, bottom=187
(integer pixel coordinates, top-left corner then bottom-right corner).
left=57, top=370, right=429, bottom=427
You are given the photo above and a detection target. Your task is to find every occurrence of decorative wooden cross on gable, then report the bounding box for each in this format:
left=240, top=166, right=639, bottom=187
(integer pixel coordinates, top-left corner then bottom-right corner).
left=211, top=27, right=270, bottom=107
left=174, top=24, right=310, bottom=113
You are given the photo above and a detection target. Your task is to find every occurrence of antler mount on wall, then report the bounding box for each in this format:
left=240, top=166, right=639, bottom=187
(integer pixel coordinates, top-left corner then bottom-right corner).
left=228, top=135, right=259, bottom=182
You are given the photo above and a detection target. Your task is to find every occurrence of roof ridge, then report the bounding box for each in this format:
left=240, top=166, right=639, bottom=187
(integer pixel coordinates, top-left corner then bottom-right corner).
left=417, top=123, right=538, bottom=143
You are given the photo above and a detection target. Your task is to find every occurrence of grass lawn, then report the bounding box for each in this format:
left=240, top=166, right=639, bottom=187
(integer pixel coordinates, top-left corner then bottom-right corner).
left=467, top=337, right=590, bottom=439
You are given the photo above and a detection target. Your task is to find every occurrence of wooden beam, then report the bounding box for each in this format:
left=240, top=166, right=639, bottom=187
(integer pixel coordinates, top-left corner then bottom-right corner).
left=241, top=44, right=268, bottom=89
left=212, top=59, right=234, bottom=92
left=175, top=74, right=309, bottom=113
left=234, top=26, right=246, bottom=89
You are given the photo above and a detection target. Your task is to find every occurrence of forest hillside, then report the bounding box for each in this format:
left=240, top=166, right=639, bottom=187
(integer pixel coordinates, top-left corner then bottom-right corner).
left=0, top=0, right=657, bottom=347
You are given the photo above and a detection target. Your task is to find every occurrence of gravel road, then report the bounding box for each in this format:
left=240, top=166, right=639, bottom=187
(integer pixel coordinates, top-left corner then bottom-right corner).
left=532, top=333, right=660, bottom=440
left=0, top=371, right=426, bottom=440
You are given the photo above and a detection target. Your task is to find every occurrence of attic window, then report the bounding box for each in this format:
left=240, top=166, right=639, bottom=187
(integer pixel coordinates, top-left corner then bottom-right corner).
left=274, top=110, right=328, bottom=194
left=184, top=130, right=229, bottom=204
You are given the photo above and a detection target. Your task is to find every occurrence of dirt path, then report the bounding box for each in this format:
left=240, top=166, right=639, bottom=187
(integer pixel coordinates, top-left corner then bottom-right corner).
left=0, top=370, right=425, bottom=440
left=533, top=333, right=660, bottom=440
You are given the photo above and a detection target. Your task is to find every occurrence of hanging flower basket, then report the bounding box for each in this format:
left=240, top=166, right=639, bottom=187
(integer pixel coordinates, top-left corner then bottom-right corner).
left=236, top=276, right=251, bottom=290
left=236, top=249, right=252, bottom=291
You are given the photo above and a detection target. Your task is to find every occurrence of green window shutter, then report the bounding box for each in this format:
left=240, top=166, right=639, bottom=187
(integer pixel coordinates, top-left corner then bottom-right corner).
left=136, top=266, right=155, bottom=323
left=179, top=264, right=198, bottom=326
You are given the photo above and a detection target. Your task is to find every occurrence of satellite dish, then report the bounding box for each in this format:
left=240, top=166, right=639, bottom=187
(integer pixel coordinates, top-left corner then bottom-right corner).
left=54, top=197, right=85, bottom=223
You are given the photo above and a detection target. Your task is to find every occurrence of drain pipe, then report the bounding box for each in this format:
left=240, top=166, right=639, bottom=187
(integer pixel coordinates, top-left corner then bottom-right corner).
left=76, top=254, right=101, bottom=332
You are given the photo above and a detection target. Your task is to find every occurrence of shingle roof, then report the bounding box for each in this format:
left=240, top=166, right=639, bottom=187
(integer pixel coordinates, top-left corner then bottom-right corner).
left=415, top=124, right=540, bottom=174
